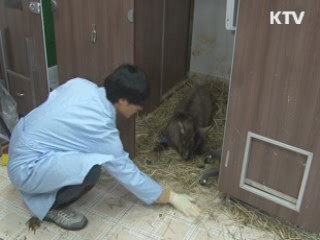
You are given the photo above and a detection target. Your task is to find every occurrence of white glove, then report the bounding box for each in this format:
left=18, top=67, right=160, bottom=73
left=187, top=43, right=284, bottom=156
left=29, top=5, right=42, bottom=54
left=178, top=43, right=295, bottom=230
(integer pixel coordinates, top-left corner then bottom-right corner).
left=168, top=191, right=201, bottom=217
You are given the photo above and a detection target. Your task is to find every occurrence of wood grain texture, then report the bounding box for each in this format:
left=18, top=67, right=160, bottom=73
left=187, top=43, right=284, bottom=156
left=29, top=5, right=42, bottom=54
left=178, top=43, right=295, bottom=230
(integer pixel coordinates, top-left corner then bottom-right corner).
left=162, top=0, right=191, bottom=95
left=219, top=0, right=320, bottom=233
left=54, top=0, right=134, bottom=85
left=7, top=71, right=34, bottom=115
left=135, top=0, right=192, bottom=112
left=0, top=0, right=5, bottom=79
left=53, top=0, right=135, bottom=157
left=1, top=0, right=48, bottom=115
left=134, top=0, right=164, bottom=112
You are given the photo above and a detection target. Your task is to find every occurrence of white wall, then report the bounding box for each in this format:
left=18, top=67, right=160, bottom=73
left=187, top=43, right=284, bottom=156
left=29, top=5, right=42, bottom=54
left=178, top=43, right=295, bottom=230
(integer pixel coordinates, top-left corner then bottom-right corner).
left=190, top=0, right=235, bottom=81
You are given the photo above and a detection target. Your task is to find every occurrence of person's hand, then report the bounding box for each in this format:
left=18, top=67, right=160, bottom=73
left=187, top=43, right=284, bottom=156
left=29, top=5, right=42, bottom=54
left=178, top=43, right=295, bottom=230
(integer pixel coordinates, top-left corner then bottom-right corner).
left=168, top=191, right=201, bottom=217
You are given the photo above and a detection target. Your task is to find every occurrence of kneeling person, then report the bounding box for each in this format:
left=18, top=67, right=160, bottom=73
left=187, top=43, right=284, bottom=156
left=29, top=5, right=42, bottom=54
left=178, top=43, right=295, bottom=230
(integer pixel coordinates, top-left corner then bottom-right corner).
left=8, top=64, right=201, bottom=230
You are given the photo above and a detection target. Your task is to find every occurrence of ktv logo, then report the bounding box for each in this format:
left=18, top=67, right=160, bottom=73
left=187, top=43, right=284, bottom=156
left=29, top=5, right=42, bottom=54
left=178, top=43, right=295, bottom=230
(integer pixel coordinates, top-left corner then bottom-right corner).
left=270, top=11, right=305, bottom=24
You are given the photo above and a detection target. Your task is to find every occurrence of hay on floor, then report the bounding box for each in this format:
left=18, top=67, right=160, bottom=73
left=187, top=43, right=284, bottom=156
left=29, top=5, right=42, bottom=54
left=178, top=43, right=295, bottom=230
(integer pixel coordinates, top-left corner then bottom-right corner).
left=134, top=76, right=320, bottom=240
left=135, top=77, right=227, bottom=191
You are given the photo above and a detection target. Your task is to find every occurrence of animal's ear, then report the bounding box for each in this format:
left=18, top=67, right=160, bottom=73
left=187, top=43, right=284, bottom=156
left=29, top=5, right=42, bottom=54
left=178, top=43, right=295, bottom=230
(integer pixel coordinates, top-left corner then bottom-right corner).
left=198, top=126, right=211, bottom=136
left=178, top=121, right=185, bottom=134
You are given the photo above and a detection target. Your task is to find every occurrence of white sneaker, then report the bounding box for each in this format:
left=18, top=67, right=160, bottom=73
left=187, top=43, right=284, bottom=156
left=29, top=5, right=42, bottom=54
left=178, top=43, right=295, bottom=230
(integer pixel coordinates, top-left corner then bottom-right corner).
left=44, top=208, right=88, bottom=230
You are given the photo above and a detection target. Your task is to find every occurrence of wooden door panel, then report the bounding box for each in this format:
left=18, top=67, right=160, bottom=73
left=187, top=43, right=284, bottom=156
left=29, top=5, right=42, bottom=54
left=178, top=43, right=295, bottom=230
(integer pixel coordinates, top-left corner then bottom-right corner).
left=7, top=71, right=34, bottom=115
left=0, top=0, right=5, bottom=28
left=219, top=0, right=320, bottom=233
left=247, top=138, right=305, bottom=198
left=134, top=0, right=164, bottom=112
left=0, top=0, right=6, bottom=80
left=54, top=0, right=135, bottom=157
left=0, top=0, right=48, bottom=115
left=4, top=1, right=30, bottom=77
left=54, top=0, right=134, bottom=84
left=135, top=0, right=192, bottom=112
left=93, top=0, right=134, bottom=84
left=162, top=0, right=191, bottom=96
left=53, top=0, right=92, bottom=82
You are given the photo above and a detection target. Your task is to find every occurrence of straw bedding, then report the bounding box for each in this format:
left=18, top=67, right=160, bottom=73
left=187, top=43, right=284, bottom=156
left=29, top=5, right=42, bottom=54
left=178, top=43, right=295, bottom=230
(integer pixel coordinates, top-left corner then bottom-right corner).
left=134, top=76, right=320, bottom=240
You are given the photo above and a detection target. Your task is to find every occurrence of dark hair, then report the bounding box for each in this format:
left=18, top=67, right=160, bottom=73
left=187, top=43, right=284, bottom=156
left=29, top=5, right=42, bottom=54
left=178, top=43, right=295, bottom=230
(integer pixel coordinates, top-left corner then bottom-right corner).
left=104, top=64, right=150, bottom=105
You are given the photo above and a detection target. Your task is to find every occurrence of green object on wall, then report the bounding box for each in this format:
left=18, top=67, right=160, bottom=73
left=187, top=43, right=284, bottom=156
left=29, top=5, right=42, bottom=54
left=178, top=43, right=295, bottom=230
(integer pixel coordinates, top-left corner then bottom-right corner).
left=42, top=0, right=57, bottom=67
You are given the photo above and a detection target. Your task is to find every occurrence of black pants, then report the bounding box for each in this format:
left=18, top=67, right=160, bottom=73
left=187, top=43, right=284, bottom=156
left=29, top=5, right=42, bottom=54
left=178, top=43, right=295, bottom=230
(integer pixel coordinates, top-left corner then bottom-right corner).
left=51, top=165, right=101, bottom=209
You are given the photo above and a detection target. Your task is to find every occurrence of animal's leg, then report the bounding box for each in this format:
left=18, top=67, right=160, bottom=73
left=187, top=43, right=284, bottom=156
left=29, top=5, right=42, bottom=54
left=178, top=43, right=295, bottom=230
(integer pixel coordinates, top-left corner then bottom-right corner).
left=204, top=151, right=222, bottom=164
left=199, top=169, right=219, bottom=186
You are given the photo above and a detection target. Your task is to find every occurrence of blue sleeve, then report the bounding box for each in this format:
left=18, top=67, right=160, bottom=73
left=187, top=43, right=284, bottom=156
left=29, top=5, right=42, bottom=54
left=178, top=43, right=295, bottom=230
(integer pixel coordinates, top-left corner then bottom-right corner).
left=101, top=152, right=163, bottom=205
left=95, top=102, right=163, bottom=204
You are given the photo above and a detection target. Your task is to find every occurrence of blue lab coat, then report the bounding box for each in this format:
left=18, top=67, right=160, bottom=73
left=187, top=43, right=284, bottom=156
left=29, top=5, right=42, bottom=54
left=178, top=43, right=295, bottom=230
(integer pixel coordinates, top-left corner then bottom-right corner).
left=7, top=78, right=163, bottom=220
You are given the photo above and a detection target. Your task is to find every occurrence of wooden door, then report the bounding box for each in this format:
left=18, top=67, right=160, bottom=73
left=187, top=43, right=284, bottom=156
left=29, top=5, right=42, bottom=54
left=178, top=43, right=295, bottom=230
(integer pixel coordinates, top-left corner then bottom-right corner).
left=135, top=0, right=193, bottom=112
left=134, top=0, right=164, bottom=112
left=0, top=0, right=48, bottom=116
left=219, top=0, right=320, bottom=233
left=161, top=0, right=192, bottom=96
left=53, top=0, right=135, bottom=156
left=54, top=0, right=134, bottom=84
left=0, top=0, right=5, bottom=80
